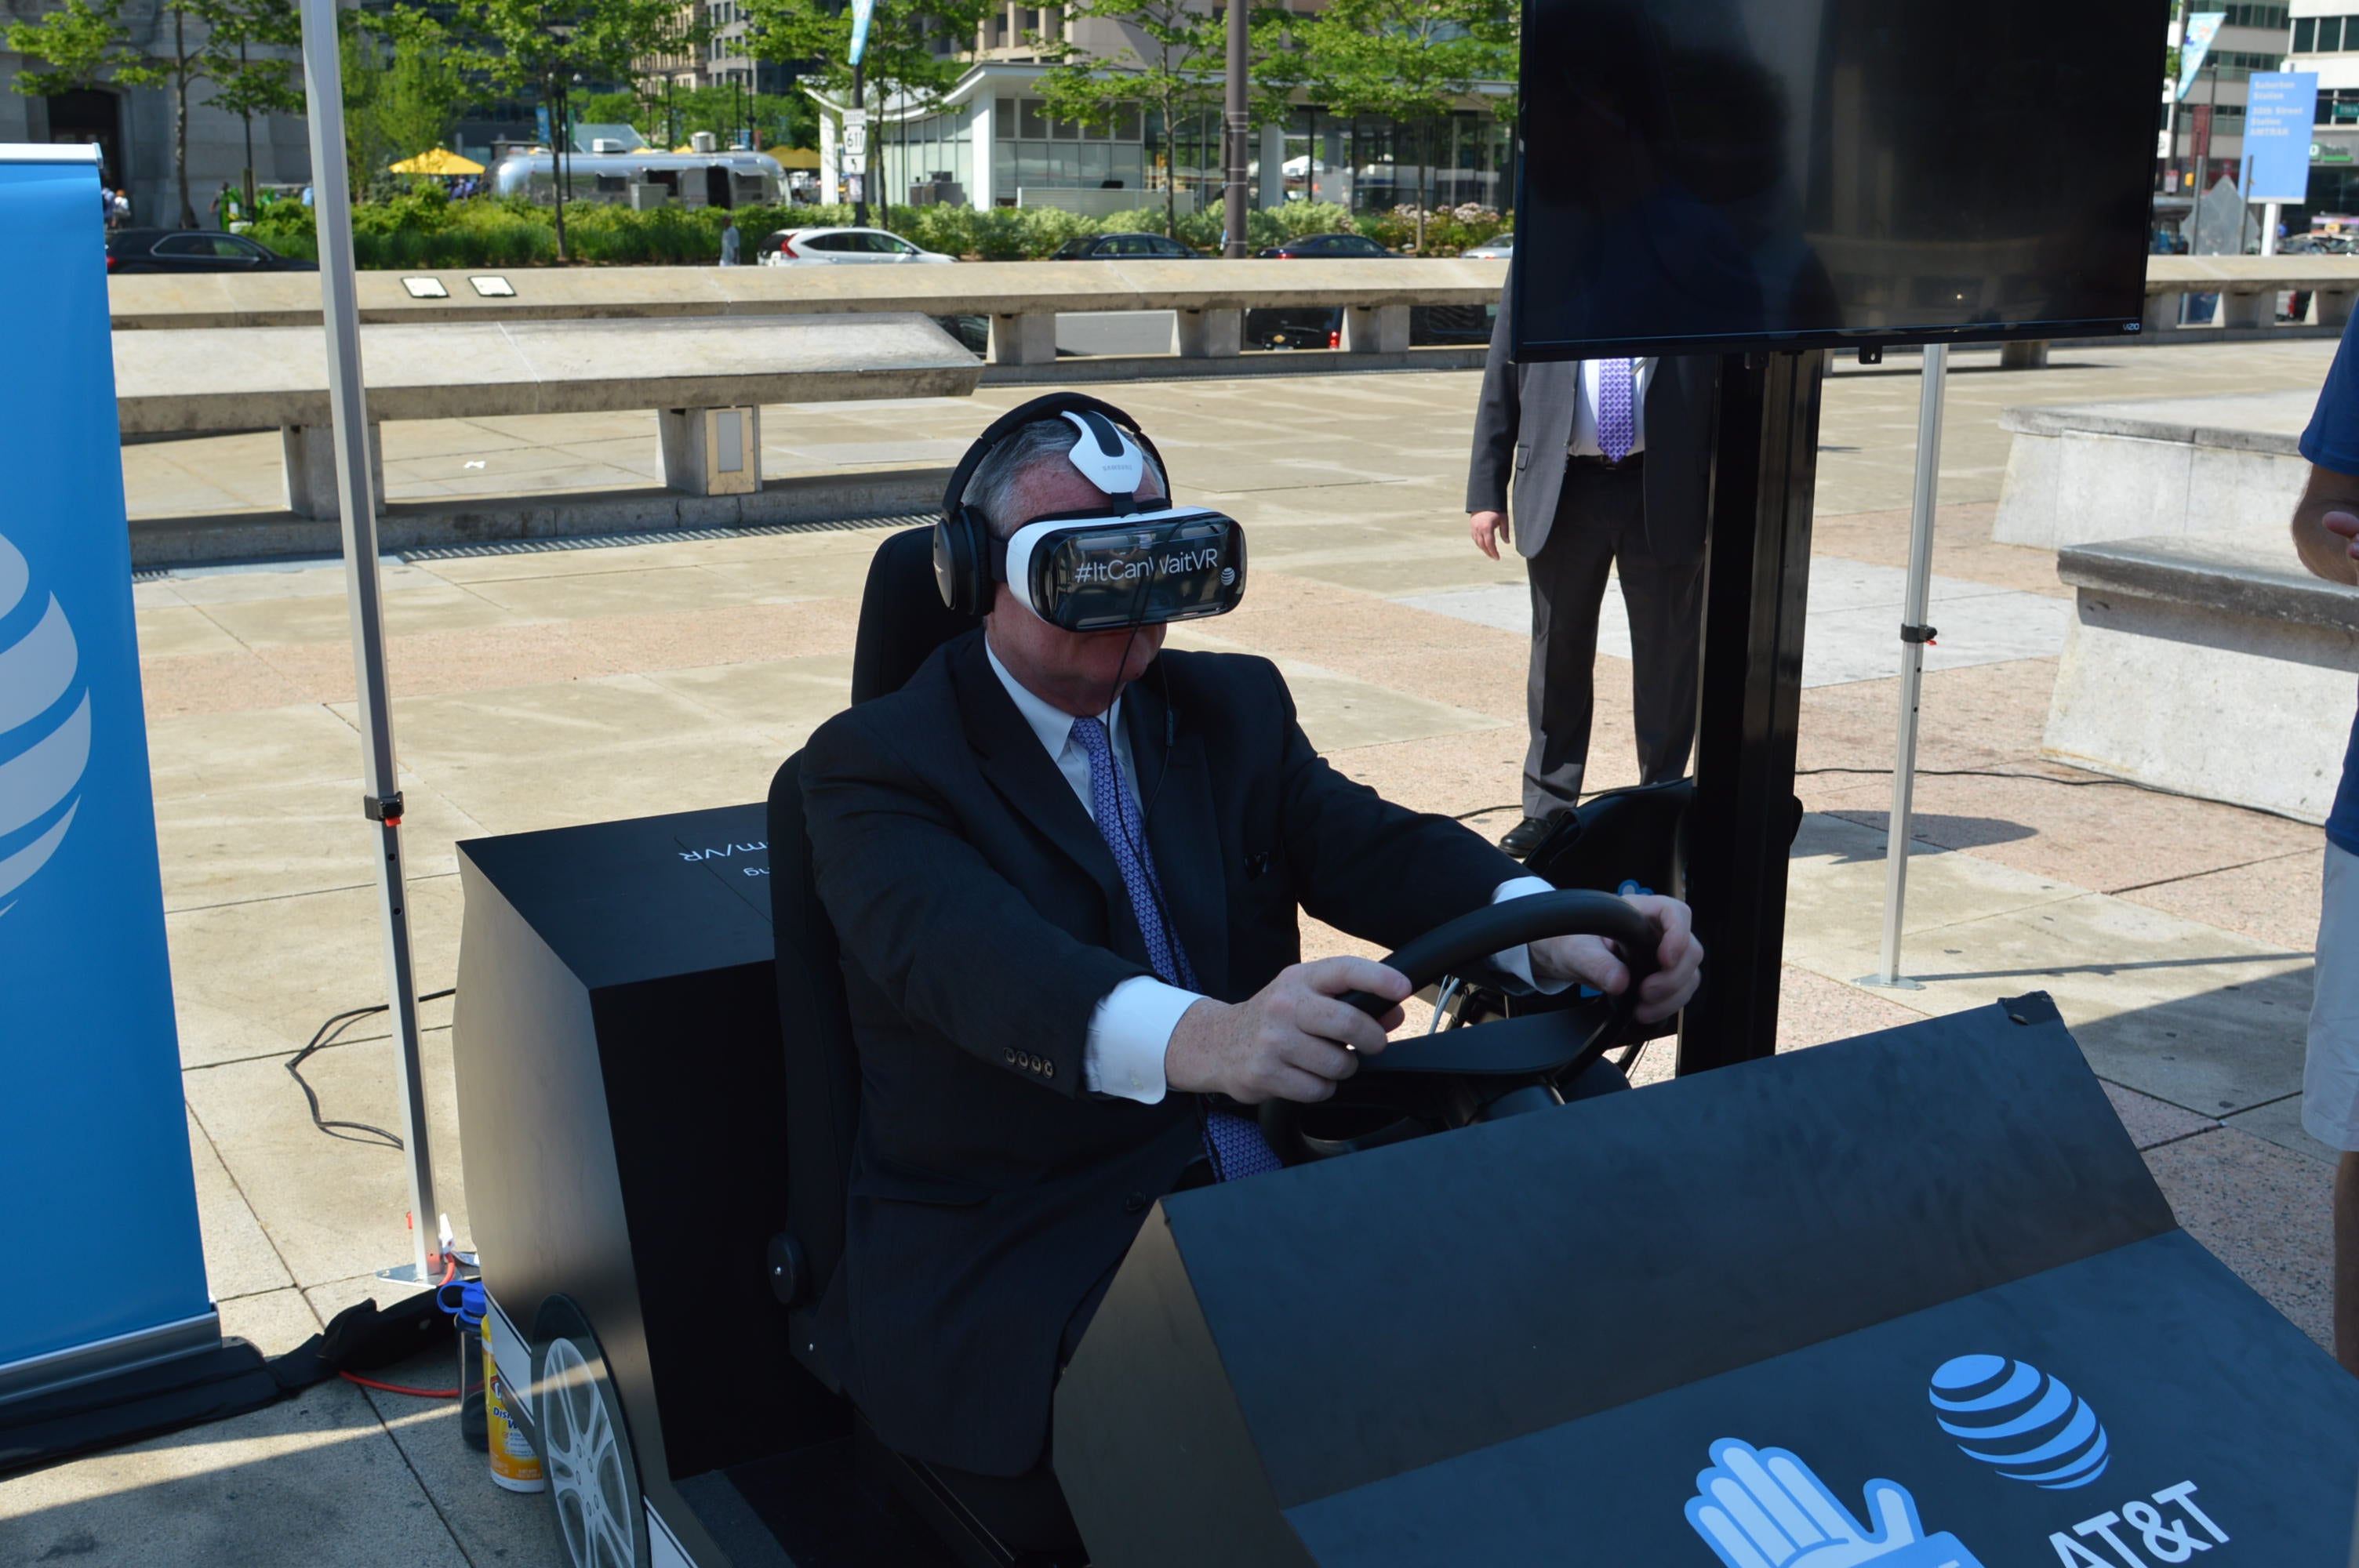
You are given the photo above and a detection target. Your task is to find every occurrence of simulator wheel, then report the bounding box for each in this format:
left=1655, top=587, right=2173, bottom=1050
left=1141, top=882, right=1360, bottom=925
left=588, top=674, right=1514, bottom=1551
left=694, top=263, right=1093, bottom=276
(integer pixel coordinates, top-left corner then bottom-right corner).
left=1259, top=889, right=1659, bottom=1163
left=533, top=1301, right=650, bottom=1568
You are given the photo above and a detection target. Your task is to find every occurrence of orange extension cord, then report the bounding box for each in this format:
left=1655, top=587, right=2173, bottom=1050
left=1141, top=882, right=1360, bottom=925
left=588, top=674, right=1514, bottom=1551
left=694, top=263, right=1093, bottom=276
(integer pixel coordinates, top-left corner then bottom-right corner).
left=338, top=1257, right=464, bottom=1399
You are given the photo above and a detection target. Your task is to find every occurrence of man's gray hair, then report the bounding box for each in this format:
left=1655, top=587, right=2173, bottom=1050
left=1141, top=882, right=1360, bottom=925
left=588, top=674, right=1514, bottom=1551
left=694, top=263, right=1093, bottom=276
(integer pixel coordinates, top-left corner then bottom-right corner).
left=965, top=416, right=1168, bottom=539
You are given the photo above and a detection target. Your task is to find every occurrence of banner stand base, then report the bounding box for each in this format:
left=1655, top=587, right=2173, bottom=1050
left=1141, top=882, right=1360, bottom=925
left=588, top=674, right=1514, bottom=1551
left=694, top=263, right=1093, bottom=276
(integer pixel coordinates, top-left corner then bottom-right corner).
left=0, top=1334, right=284, bottom=1479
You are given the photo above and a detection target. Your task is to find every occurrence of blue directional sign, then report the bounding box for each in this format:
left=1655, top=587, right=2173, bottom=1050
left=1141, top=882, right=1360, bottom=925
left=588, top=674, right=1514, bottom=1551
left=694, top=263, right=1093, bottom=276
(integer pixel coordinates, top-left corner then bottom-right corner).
left=0, top=147, right=212, bottom=1381
left=2247, top=71, right=2321, bottom=202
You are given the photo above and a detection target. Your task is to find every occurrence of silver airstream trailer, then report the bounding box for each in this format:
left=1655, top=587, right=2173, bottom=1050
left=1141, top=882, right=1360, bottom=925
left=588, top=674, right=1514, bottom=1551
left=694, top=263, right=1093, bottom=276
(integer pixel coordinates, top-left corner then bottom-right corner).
left=489, top=147, right=785, bottom=209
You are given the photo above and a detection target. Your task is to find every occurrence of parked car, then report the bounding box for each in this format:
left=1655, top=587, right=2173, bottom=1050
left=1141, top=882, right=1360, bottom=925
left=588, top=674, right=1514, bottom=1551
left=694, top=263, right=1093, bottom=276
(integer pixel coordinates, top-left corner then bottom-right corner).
left=1049, top=232, right=1201, bottom=260
left=105, top=228, right=317, bottom=273
left=756, top=227, right=953, bottom=264
left=1461, top=234, right=1514, bottom=259
left=1255, top=231, right=1396, bottom=260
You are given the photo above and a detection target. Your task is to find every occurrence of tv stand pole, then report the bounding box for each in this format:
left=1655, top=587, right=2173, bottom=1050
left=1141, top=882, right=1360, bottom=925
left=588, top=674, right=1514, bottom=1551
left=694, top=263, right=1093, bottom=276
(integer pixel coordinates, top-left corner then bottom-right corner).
left=1677, top=348, right=1827, bottom=1073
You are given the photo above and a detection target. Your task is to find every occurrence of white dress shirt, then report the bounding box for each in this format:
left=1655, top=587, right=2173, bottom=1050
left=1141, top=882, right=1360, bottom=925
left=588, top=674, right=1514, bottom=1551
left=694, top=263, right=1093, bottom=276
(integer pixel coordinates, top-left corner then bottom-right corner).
left=1568, top=357, right=1659, bottom=457
left=986, top=638, right=1571, bottom=1106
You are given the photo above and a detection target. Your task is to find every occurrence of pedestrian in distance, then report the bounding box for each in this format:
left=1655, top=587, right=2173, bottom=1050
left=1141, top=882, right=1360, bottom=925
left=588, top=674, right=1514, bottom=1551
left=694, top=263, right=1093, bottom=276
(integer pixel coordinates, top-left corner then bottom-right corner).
left=2288, top=304, right=2359, bottom=1376
left=1463, top=271, right=1717, bottom=860
left=111, top=187, right=129, bottom=229
left=719, top=216, right=740, bottom=267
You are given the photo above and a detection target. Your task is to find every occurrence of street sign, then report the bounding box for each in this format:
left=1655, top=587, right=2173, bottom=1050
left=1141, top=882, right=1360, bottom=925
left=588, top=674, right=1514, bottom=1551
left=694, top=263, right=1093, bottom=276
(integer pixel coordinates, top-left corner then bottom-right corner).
left=2177, top=11, right=2225, bottom=100
left=2247, top=71, right=2321, bottom=200
left=842, top=111, right=868, bottom=161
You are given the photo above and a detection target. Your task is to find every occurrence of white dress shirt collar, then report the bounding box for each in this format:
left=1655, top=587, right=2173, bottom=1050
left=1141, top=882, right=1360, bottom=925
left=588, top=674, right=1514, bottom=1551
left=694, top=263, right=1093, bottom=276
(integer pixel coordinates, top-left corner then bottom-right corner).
left=983, top=633, right=1121, bottom=758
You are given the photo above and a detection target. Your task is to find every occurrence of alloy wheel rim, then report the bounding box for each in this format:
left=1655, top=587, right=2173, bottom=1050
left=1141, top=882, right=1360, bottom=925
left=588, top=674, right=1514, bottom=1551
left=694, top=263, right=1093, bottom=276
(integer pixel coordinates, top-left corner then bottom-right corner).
left=541, top=1338, right=634, bottom=1568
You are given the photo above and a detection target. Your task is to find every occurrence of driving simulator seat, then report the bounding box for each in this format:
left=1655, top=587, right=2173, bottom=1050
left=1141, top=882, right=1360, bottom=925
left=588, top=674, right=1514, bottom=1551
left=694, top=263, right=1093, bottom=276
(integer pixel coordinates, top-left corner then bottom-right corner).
left=760, top=527, right=1703, bottom=1566
left=762, top=528, right=1064, bottom=1566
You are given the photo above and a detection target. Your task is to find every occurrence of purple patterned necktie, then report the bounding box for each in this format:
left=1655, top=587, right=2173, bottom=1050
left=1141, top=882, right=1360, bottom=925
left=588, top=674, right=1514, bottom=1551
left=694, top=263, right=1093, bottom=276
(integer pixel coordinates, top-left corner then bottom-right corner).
left=1598, top=357, right=1637, bottom=463
left=1070, top=717, right=1282, bottom=1181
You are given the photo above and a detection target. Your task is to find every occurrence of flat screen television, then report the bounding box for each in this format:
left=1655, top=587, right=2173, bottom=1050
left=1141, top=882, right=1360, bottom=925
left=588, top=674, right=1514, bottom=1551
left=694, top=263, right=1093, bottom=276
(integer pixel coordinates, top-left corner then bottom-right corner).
left=1511, top=0, right=2166, bottom=359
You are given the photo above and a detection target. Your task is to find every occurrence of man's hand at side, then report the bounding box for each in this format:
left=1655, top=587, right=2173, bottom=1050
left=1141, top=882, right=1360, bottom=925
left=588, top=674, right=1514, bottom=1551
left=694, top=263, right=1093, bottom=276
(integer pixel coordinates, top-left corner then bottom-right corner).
left=1528, top=894, right=1703, bottom=1023
left=2293, top=464, right=2359, bottom=586
left=1165, top=957, right=1409, bottom=1104
left=1469, top=510, right=1511, bottom=561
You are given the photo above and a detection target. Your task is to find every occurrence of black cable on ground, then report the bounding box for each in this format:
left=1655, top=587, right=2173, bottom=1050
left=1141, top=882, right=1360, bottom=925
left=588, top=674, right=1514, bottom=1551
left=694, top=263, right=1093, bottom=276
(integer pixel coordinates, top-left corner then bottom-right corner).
left=1793, top=766, right=2139, bottom=788
left=285, top=989, right=456, bottom=1149
left=1453, top=767, right=2150, bottom=829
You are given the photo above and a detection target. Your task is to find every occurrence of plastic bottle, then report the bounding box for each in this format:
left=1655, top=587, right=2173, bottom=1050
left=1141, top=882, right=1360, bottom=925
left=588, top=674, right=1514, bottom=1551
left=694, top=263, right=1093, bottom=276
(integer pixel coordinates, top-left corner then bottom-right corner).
left=458, top=1323, right=488, bottom=1453
left=483, top=1319, right=546, bottom=1492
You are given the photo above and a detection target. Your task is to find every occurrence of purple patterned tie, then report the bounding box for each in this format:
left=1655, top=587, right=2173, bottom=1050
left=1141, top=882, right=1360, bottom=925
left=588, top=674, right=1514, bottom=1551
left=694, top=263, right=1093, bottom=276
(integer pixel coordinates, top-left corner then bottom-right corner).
left=1070, top=717, right=1282, bottom=1181
left=1598, top=358, right=1637, bottom=463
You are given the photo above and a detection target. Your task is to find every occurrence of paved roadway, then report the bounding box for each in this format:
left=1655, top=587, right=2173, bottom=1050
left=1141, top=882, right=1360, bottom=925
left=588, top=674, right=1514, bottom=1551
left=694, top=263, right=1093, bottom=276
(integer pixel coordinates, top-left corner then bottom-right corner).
left=6, top=337, right=2348, bottom=1567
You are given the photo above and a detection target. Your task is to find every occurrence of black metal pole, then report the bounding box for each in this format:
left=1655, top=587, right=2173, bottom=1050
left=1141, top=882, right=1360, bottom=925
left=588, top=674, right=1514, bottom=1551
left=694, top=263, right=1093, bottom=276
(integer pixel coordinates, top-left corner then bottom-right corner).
left=1223, top=0, right=1248, bottom=256
left=1677, top=350, right=1828, bottom=1073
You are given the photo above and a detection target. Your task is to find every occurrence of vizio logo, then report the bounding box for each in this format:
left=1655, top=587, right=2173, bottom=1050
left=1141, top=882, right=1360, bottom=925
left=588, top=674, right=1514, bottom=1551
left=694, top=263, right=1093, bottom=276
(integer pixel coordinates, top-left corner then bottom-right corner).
left=1928, top=1356, right=2110, bottom=1490
left=0, top=531, right=89, bottom=917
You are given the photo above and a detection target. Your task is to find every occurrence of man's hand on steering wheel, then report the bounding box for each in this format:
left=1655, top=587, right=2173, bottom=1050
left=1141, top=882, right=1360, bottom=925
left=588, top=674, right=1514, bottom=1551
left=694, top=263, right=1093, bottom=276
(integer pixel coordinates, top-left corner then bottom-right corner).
left=1166, top=957, right=1409, bottom=1105
left=1528, top=893, right=1703, bottom=1023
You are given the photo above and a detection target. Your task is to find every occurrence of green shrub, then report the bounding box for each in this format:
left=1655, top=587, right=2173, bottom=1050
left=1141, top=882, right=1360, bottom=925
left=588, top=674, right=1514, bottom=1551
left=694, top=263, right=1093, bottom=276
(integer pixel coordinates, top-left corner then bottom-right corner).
left=263, top=193, right=1481, bottom=267
left=1361, top=203, right=1510, bottom=256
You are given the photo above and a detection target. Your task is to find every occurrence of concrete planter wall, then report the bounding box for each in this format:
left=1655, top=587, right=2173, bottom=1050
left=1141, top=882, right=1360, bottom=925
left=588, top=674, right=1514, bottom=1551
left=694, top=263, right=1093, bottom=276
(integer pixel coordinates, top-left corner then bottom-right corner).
left=1994, top=392, right=2315, bottom=550
left=2044, top=530, right=2359, bottom=824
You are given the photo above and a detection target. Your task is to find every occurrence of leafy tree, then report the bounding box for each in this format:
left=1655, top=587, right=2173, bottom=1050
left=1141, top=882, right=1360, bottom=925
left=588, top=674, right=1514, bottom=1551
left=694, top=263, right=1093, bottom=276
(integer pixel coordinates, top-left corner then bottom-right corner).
left=1032, top=0, right=1226, bottom=236
left=1296, top=0, right=1514, bottom=251
left=8, top=0, right=220, bottom=226
left=343, top=9, right=472, bottom=195
left=454, top=0, right=691, bottom=259
left=578, top=82, right=815, bottom=150
left=743, top=0, right=987, bottom=226
left=201, top=0, right=304, bottom=214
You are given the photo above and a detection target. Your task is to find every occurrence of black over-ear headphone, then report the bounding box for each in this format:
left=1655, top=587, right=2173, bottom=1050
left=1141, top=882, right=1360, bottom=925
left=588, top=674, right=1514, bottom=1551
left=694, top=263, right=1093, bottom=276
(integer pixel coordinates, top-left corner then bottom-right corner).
left=932, top=392, right=1170, bottom=616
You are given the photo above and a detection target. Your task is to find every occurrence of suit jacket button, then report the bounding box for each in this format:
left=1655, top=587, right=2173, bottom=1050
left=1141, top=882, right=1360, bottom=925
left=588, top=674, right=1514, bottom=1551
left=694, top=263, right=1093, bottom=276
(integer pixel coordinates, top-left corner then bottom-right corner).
left=1045, top=1061, right=1056, bottom=1079
left=1123, top=1192, right=1148, bottom=1214
left=1004, top=1048, right=1017, bottom=1065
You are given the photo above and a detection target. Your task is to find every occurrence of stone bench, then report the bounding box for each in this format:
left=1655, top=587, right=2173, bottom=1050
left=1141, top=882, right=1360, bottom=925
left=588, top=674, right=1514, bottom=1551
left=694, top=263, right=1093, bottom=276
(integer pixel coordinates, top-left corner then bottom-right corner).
left=112, top=312, right=982, bottom=518
left=2045, top=528, right=2359, bottom=823
left=1994, top=390, right=2315, bottom=550
left=2144, top=255, right=2359, bottom=334
left=107, top=257, right=1507, bottom=368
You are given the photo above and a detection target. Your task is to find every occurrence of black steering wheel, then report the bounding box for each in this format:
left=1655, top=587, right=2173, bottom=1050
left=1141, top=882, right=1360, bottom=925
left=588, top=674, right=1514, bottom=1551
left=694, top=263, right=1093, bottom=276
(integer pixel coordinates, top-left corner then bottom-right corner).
left=1256, top=890, right=1660, bottom=1165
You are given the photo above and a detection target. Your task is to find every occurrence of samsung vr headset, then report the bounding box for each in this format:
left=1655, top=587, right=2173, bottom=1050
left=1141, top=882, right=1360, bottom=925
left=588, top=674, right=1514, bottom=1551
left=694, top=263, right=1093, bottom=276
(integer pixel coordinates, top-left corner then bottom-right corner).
left=933, top=393, right=1248, bottom=631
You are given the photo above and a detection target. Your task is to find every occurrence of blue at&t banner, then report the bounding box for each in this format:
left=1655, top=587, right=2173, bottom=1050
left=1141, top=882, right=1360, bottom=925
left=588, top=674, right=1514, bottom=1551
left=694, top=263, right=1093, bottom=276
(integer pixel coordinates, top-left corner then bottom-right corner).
left=2245, top=71, right=2321, bottom=203
left=0, top=147, right=212, bottom=1381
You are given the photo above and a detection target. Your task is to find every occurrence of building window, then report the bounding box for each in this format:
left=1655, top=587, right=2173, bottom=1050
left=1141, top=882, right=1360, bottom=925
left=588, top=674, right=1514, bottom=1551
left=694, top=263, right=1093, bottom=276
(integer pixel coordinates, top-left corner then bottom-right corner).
left=2321, top=85, right=2359, bottom=123
left=2219, top=4, right=2288, bottom=25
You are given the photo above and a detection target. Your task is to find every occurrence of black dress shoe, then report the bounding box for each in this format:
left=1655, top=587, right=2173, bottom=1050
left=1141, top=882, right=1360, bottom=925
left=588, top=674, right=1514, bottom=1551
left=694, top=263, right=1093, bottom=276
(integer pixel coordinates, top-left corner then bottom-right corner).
left=1498, top=814, right=1563, bottom=860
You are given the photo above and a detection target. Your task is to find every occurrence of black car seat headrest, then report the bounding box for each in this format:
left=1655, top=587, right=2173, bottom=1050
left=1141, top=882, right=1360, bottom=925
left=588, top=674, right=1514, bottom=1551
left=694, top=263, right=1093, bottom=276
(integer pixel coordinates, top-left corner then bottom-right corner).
left=851, top=527, right=983, bottom=704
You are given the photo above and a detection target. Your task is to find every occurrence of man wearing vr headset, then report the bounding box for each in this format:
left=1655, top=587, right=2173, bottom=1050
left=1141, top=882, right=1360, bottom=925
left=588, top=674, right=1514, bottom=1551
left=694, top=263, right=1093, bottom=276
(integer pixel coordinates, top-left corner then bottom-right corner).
left=798, top=394, right=1704, bottom=1548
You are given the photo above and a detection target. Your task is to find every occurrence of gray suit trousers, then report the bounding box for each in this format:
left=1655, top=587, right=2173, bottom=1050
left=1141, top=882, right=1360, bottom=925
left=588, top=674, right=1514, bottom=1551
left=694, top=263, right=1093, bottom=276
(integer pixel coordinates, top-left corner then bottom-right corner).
left=1523, top=460, right=1705, bottom=816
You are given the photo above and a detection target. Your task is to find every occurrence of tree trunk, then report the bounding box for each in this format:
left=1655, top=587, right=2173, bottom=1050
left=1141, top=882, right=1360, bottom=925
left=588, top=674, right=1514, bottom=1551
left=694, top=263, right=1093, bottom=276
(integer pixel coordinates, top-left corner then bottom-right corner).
left=173, top=8, right=194, bottom=227
left=551, top=79, right=569, bottom=263
left=1414, top=116, right=1430, bottom=254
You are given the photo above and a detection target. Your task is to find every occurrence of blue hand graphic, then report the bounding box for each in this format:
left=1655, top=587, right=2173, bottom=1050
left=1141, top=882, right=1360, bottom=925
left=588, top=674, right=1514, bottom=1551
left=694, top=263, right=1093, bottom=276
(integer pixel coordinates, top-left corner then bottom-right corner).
left=1684, top=1439, right=1986, bottom=1568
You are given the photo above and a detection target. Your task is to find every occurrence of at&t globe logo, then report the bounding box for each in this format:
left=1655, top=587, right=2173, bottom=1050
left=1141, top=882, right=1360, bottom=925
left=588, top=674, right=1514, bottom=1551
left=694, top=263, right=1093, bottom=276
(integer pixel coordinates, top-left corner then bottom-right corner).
left=1928, top=1354, right=2110, bottom=1490
left=0, top=531, right=88, bottom=916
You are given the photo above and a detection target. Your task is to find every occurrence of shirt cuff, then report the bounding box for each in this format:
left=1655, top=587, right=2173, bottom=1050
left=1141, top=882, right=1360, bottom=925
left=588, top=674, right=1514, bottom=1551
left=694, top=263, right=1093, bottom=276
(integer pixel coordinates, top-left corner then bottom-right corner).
left=1085, top=975, right=1202, bottom=1104
left=1489, top=877, right=1575, bottom=996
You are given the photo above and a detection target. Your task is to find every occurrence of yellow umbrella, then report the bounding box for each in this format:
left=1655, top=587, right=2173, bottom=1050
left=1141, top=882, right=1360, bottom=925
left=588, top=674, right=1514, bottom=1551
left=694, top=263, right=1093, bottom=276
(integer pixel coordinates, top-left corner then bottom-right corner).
left=769, top=147, right=821, bottom=169
left=388, top=147, right=485, bottom=176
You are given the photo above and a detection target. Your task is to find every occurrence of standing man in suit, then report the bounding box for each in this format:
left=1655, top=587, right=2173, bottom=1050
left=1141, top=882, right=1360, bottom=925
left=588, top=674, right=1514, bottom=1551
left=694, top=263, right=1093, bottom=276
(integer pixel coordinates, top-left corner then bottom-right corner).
left=798, top=395, right=1704, bottom=1552
left=1466, top=276, right=1718, bottom=858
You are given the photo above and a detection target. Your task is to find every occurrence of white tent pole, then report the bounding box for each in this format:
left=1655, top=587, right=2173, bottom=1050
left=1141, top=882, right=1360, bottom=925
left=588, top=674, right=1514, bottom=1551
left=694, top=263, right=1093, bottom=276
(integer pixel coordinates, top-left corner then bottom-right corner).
left=297, top=0, right=438, bottom=1284
left=1863, top=341, right=1946, bottom=991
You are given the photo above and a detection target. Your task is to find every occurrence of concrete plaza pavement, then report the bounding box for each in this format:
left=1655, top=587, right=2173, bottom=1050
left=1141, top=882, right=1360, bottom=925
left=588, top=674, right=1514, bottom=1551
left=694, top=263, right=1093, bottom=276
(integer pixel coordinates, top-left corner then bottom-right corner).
left=4, top=336, right=2352, bottom=1566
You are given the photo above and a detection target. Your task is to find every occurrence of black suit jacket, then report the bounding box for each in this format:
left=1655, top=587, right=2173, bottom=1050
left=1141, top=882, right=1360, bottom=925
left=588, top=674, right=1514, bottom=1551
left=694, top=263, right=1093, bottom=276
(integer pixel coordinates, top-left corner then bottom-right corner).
left=1465, top=274, right=1717, bottom=564
left=798, top=630, right=1519, bottom=1474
